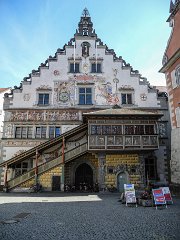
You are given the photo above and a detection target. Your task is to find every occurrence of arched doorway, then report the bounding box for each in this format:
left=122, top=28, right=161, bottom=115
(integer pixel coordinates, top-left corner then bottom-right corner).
left=75, top=163, right=93, bottom=188
left=117, top=172, right=128, bottom=193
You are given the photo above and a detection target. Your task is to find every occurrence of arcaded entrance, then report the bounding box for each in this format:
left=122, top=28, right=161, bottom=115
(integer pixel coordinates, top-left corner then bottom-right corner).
left=75, top=163, right=93, bottom=188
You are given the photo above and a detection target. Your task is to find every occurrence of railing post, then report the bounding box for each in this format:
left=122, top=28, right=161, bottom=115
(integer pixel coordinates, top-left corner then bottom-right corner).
left=35, top=149, right=39, bottom=185
left=61, top=136, right=65, bottom=191
left=62, top=136, right=65, bottom=164
left=4, top=164, right=8, bottom=192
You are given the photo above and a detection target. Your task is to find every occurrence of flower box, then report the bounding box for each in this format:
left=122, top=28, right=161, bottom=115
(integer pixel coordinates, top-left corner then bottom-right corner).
left=141, top=199, right=153, bottom=207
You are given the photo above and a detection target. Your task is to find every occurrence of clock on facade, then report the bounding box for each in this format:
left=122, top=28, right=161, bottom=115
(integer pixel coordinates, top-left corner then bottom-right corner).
left=59, top=92, right=69, bottom=102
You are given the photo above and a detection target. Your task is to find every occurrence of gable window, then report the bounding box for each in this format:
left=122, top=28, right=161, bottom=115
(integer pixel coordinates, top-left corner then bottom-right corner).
left=70, top=63, right=80, bottom=73
left=175, top=66, right=180, bottom=86
left=79, top=87, right=92, bottom=105
left=91, top=63, right=102, bottom=73
left=49, top=127, right=61, bottom=138
left=121, top=93, right=132, bottom=104
left=35, top=126, right=47, bottom=138
left=38, top=93, right=49, bottom=105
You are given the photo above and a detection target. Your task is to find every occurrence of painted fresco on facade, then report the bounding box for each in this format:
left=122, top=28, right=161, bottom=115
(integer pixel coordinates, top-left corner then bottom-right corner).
left=0, top=8, right=171, bottom=191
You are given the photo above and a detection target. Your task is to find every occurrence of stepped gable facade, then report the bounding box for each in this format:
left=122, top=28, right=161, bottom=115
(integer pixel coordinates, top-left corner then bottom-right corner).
left=0, top=8, right=170, bottom=191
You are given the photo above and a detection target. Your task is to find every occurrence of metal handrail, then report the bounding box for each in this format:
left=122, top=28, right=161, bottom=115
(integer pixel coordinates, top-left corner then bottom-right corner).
left=0, top=123, right=87, bottom=168
left=7, top=142, right=88, bottom=189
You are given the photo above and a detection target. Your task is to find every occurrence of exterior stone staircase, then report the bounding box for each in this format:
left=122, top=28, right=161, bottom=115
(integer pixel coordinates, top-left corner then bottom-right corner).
left=1, top=124, right=88, bottom=190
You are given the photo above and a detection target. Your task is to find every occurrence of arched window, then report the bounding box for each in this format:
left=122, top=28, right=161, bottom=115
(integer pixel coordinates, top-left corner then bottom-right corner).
left=175, top=66, right=180, bottom=86
left=81, top=42, right=90, bottom=57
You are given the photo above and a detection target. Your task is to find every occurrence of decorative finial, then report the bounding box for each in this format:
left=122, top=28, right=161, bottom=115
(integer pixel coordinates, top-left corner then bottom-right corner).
left=82, top=8, right=90, bottom=17
left=169, top=0, right=175, bottom=13
left=75, top=8, right=97, bottom=37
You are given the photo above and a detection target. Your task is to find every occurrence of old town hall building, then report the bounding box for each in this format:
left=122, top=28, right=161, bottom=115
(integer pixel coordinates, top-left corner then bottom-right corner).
left=0, top=9, right=170, bottom=192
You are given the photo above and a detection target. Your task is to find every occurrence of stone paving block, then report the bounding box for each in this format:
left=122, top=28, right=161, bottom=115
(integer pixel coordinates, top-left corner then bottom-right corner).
left=0, top=193, right=179, bottom=240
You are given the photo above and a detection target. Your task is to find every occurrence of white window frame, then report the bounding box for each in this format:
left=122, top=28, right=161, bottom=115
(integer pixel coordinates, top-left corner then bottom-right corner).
left=120, top=91, right=134, bottom=105
left=77, top=85, right=94, bottom=105
left=175, top=66, right=180, bottom=86
left=36, top=90, right=52, bottom=106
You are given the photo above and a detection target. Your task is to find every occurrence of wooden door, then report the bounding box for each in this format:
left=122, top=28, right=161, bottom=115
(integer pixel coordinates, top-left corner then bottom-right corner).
left=52, top=176, right=61, bottom=191
left=117, top=172, right=128, bottom=193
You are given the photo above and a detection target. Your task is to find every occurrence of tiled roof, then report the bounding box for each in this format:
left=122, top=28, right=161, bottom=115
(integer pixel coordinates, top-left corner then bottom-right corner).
left=155, top=86, right=167, bottom=92
left=0, top=88, right=10, bottom=93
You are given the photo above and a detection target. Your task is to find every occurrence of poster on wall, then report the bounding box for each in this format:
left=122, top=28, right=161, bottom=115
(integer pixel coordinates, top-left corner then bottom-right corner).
left=124, top=184, right=137, bottom=207
left=160, top=187, right=173, bottom=204
left=152, top=188, right=167, bottom=209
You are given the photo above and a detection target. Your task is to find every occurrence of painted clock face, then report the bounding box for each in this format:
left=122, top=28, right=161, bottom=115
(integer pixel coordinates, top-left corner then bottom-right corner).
left=59, top=92, right=69, bottom=102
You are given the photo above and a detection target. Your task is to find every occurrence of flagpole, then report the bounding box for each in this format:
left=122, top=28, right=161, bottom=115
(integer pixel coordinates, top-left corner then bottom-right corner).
left=95, top=41, right=97, bottom=72
left=74, top=42, right=76, bottom=72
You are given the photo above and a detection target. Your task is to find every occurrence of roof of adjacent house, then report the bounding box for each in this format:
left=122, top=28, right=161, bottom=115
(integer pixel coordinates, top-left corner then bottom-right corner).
left=0, top=88, right=10, bottom=93
left=83, top=108, right=162, bottom=116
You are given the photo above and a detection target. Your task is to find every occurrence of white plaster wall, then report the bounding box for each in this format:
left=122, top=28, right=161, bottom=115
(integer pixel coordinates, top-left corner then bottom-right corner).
left=61, top=125, right=79, bottom=134
left=2, top=35, right=162, bottom=165
left=9, top=36, right=159, bottom=110
left=3, top=146, right=32, bottom=161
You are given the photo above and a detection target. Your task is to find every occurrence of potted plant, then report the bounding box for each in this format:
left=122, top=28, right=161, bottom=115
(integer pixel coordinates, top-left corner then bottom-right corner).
left=139, top=189, right=153, bottom=207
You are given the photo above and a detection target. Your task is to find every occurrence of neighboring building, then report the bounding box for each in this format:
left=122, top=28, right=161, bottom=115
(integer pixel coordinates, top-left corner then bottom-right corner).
left=0, top=88, right=11, bottom=187
left=159, top=0, right=180, bottom=186
left=0, top=9, right=170, bottom=192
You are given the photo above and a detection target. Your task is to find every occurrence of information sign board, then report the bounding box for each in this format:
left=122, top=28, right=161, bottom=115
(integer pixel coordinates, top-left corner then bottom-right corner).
left=152, top=188, right=167, bottom=209
left=161, top=187, right=173, bottom=204
left=124, top=184, right=134, bottom=191
left=124, top=184, right=137, bottom=206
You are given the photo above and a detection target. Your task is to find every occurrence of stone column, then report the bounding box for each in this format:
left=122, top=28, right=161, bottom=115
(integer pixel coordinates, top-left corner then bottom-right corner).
left=98, top=153, right=106, bottom=191
left=139, top=154, right=146, bottom=187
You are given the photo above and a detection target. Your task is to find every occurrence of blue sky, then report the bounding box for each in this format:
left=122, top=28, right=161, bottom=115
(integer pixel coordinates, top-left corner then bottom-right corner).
left=0, top=0, right=171, bottom=88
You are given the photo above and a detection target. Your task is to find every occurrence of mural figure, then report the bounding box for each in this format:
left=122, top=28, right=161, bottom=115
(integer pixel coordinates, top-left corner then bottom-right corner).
left=97, top=82, right=119, bottom=104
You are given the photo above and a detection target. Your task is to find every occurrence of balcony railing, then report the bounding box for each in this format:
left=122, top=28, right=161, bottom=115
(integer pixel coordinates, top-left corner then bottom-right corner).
left=88, top=135, right=159, bottom=150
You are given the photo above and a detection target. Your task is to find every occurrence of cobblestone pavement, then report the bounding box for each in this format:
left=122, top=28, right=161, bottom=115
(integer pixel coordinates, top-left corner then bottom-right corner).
left=0, top=192, right=179, bottom=240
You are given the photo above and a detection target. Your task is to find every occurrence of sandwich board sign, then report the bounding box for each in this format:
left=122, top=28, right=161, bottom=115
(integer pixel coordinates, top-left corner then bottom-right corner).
left=124, top=184, right=137, bottom=207
left=152, top=188, right=167, bottom=209
left=160, top=187, right=173, bottom=204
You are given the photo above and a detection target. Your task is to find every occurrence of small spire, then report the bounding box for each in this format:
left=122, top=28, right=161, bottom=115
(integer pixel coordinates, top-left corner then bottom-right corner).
left=169, top=0, right=175, bottom=13
left=82, top=8, right=90, bottom=17
left=75, top=8, right=96, bottom=37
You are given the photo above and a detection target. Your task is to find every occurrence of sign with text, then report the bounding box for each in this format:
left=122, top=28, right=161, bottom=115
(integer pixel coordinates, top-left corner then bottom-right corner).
left=152, top=189, right=166, bottom=206
left=161, top=187, right=173, bottom=203
left=125, top=190, right=136, bottom=204
left=124, top=184, right=137, bottom=205
left=124, top=184, right=134, bottom=191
